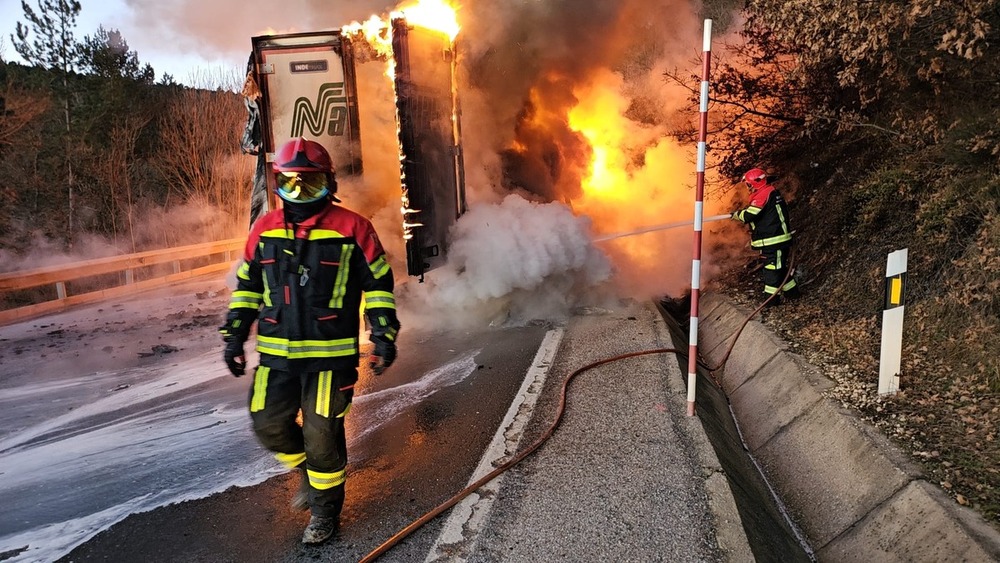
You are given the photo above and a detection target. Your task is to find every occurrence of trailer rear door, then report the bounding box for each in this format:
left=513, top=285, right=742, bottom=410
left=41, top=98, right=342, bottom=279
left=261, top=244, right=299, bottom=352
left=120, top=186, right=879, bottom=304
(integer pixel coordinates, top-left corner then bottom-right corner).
left=392, top=18, right=467, bottom=280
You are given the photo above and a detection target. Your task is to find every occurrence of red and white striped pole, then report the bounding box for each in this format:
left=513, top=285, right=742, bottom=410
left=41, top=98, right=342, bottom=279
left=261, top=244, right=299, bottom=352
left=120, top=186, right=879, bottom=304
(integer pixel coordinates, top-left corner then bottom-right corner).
left=687, top=19, right=713, bottom=417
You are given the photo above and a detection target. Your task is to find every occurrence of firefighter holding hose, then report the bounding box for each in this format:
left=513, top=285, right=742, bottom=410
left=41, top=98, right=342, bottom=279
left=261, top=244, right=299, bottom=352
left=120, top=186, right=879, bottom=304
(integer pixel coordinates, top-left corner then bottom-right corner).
left=219, top=137, right=400, bottom=545
left=731, top=167, right=801, bottom=306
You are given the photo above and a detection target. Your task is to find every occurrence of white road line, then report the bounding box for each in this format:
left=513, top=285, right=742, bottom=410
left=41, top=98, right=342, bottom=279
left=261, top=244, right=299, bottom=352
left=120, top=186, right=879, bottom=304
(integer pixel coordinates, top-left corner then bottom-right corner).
left=424, top=327, right=565, bottom=563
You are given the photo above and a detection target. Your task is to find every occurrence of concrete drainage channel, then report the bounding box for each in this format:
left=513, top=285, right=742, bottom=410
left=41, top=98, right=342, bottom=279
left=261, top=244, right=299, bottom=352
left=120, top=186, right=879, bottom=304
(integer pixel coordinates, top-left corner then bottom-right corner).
left=656, top=294, right=1000, bottom=562
left=656, top=298, right=814, bottom=562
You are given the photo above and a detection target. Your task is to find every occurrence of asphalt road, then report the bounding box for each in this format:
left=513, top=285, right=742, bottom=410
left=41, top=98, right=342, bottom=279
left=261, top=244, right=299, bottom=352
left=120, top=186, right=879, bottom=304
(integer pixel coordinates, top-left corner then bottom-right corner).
left=0, top=279, right=550, bottom=562
left=1, top=279, right=771, bottom=563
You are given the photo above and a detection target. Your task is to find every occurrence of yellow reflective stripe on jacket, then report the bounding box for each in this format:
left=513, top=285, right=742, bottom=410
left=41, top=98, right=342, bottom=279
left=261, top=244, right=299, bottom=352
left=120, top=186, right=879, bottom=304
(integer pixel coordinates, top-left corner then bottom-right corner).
left=775, top=204, right=791, bottom=237
left=253, top=240, right=274, bottom=307
left=328, top=244, right=354, bottom=308
left=251, top=366, right=270, bottom=412
left=749, top=200, right=791, bottom=248
left=261, top=267, right=272, bottom=307
left=261, top=228, right=349, bottom=242
left=364, top=290, right=396, bottom=310
left=308, top=229, right=348, bottom=241
left=275, top=451, right=306, bottom=469
left=316, top=371, right=333, bottom=418
left=751, top=232, right=793, bottom=248
left=237, top=261, right=252, bottom=281
left=229, top=290, right=262, bottom=310
left=369, top=255, right=391, bottom=279
left=307, top=468, right=346, bottom=490
left=256, top=335, right=359, bottom=359
left=338, top=403, right=352, bottom=418
left=260, top=228, right=295, bottom=240
left=776, top=205, right=788, bottom=227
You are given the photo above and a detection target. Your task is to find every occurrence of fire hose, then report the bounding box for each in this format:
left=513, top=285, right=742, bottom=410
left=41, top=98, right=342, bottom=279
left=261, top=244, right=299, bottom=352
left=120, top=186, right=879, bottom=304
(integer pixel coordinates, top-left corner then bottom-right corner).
left=593, top=214, right=731, bottom=242
left=359, top=244, right=797, bottom=563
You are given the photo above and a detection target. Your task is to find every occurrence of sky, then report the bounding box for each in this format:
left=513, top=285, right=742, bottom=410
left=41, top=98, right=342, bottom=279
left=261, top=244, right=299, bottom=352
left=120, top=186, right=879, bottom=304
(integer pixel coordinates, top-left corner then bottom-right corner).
left=0, top=0, right=396, bottom=86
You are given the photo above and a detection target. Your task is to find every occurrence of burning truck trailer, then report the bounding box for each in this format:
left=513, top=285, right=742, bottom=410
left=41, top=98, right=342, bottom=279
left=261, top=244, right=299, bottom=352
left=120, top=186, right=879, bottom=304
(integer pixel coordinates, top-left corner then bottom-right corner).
left=240, top=17, right=467, bottom=281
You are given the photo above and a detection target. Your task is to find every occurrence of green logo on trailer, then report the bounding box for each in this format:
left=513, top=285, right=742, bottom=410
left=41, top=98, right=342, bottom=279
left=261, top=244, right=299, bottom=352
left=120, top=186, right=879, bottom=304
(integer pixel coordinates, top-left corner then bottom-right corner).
left=291, top=82, right=348, bottom=137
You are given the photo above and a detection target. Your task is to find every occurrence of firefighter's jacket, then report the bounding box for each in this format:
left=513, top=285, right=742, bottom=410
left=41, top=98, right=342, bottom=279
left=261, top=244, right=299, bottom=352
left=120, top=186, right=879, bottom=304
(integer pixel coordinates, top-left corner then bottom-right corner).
left=733, top=184, right=793, bottom=250
left=221, top=203, right=399, bottom=373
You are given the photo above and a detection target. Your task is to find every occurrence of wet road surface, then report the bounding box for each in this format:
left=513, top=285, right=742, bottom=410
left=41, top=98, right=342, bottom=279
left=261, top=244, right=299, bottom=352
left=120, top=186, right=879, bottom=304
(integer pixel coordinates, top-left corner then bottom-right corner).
left=0, top=280, right=550, bottom=562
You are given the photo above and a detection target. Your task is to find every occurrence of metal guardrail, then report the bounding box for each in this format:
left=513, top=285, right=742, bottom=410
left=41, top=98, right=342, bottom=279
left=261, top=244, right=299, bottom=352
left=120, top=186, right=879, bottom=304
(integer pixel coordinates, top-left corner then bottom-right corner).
left=0, top=238, right=244, bottom=326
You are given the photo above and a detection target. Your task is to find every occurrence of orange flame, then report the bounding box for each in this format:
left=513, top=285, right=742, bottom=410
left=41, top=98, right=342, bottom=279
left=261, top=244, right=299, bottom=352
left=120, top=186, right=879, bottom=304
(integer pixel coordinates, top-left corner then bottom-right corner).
left=343, top=0, right=460, bottom=80
left=567, top=70, right=691, bottom=230
left=568, top=80, right=632, bottom=206
left=393, top=0, right=461, bottom=41
left=342, top=15, right=393, bottom=59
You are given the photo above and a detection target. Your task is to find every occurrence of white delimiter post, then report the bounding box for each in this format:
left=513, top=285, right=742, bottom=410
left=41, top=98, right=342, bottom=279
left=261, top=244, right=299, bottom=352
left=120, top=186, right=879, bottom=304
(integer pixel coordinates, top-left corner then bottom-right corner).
left=687, top=19, right=713, bottom=417
left=879, top=248, right=908, bottom=395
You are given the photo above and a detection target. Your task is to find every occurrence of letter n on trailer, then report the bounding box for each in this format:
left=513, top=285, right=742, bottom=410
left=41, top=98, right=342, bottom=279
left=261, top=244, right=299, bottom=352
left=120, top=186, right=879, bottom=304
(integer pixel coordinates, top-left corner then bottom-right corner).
left=247, top=31, right=364, bottom=219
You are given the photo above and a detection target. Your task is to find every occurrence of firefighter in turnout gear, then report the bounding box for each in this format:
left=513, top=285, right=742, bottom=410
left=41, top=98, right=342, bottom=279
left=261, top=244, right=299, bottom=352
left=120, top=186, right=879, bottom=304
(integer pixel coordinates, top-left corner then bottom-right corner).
left=731, top=168, right=800, bottom=306
left=220, top=137, right=400, bottom=545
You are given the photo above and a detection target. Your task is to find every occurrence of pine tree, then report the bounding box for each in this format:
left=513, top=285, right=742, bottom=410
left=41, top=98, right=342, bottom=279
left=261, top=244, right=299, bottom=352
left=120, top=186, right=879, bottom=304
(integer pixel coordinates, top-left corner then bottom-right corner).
left=11, top=0, right=82, bottom=247
left=77, top=26, right=154, bottom=82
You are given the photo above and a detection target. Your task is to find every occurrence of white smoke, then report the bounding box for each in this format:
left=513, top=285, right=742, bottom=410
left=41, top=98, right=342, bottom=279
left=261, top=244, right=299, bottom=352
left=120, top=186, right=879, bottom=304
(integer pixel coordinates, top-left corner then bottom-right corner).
left=398, top=194, right=615, bottom=329
left=118, top=0, right=397, bottom=63
left=56, top=0, right=732, bottom=326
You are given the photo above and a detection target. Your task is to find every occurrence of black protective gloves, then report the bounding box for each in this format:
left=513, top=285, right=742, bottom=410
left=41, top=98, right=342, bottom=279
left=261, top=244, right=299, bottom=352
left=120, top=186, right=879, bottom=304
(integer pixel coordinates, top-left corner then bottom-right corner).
left=220, top=317, right=251, bottom=377
left=224, top=338, right=246, bottom=377
left=369, top=333, right=397, bottom=375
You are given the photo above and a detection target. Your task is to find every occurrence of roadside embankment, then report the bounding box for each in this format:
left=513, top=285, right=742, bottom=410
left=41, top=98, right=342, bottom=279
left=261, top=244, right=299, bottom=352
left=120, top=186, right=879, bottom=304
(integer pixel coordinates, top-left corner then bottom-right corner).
left=698, top=293, right=1000, bottom=562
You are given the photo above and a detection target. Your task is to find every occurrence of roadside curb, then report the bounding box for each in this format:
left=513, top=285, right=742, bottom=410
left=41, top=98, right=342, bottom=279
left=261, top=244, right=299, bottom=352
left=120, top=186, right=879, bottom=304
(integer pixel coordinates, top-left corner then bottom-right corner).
left=699, top=293, right=1000, bottom=561
left=649, top=301, right=755, bottom=562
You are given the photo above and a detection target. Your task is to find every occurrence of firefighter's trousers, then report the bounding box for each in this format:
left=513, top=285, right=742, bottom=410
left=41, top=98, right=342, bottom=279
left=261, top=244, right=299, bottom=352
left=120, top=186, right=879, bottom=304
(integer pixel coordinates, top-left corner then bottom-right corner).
left=760, top=244, right=798, bottom=296
left=248, top=366, right=356, bottom=518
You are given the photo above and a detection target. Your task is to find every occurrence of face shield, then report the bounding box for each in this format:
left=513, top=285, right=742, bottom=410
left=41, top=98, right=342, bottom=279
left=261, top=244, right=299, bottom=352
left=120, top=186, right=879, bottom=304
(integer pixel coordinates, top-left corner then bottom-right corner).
left=276, top=171, right=330, bottom=203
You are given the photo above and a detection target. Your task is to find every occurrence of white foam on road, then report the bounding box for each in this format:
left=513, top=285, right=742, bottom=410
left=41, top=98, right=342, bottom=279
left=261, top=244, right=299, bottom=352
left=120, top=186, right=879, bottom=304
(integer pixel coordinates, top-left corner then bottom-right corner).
left=348, top=350, right=482, bottom=447
left=0, top=350, right=275, bottom=563
left=0, top=347, right=484, bottom=563
left=0, top=352, right=236, bottom=453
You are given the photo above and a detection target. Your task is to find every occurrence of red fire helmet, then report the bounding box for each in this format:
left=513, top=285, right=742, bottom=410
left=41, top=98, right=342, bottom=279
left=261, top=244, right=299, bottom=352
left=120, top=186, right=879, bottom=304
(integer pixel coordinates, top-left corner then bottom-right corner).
left=742, top=168, right=768, bottom=192
left=272, top=138, right=339, bottom=204
left=273, top=137, right=333, bottom=174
